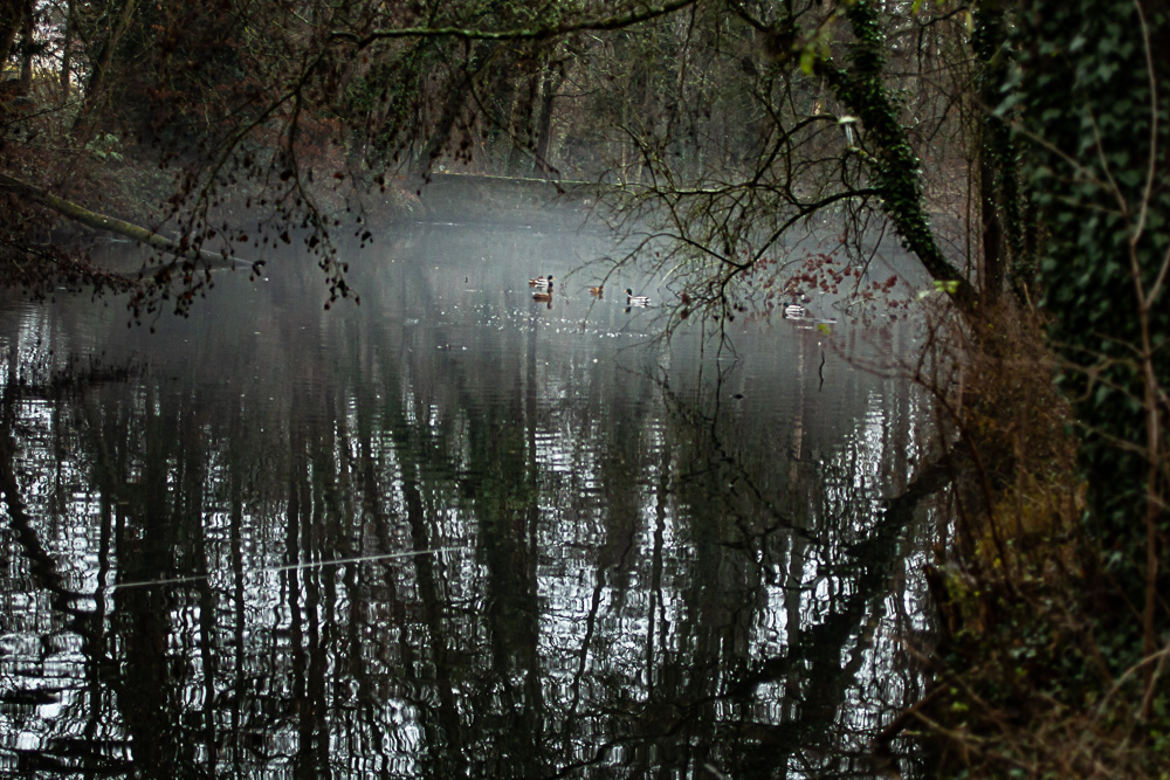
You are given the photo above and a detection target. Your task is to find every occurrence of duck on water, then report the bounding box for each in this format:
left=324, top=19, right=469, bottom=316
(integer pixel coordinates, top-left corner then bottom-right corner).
left=783, top=293, right=812, bottom=319
left=625, top=288, right=651, bottom=307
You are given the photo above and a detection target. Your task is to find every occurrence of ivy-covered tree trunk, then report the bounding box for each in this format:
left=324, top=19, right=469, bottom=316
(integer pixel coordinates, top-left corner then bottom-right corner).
left=818, top=0, right=978, bottom=312
left=1013, top=0, right=1170, bottom=702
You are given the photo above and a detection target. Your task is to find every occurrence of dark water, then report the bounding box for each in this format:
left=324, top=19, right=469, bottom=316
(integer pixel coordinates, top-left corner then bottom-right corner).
left=0, top=224, right=938, bottom=777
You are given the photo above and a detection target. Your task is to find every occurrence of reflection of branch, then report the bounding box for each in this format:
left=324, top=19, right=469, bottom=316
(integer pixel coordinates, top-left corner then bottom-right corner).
left=657, top=366, right=822, bottom=546
left=0, top=416, right=96, bottom=630
left=881, top=439, right=964, bottom=519
left=724, top=456, right=928, bottom=767
left=0, top=437, right=63, bottom=593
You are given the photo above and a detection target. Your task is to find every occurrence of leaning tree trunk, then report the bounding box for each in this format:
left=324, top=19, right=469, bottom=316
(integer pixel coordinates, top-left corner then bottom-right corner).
left=818, top=0, right=978, bottom=314
left=0, top=171, right=254, bottom=273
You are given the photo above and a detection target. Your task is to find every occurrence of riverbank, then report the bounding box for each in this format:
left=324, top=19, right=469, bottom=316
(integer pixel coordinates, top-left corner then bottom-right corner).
left=885, top=304, right=1169, bottom=777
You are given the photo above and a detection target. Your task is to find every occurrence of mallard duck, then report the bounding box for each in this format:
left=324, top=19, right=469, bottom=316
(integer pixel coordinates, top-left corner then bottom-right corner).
left=625, top=288, right=651, bottom=307
left=589, top=285, right=604, bottom=297
left=529, top=274, right=554, bottom=288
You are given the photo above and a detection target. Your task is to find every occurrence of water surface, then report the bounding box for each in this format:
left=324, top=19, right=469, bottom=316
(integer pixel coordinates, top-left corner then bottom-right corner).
left=0, top=224, right=937, bottom=777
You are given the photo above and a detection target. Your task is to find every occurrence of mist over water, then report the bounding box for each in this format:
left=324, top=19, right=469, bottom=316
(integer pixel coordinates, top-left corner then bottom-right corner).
left=0, top=221, right=939, bottom=777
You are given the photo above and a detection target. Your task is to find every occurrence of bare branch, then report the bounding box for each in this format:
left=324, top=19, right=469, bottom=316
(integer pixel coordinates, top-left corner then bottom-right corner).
left=332, top=0, right=700, bottom=49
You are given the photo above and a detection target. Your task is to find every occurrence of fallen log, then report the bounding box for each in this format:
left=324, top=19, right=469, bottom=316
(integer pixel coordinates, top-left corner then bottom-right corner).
left=0, top=171, right=261, bottom=276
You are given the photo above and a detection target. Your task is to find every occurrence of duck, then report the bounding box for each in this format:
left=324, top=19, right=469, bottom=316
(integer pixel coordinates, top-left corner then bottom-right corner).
left=588, top=285, right=604, bottom=297
left=529, top=274, right=554, bottom=288
left=625, top=288, right=651, bottom=307
left=783, top=300, right=809, bottom=319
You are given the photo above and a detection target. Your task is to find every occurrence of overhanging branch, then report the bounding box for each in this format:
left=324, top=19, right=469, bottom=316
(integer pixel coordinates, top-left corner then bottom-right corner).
left=332, top=0, right=699, bottom=48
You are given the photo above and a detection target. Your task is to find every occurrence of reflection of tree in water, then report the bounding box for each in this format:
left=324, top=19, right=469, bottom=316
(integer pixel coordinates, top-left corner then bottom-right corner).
left=0, top=258, right=936, bottom=777
left=648, top=331, right=935, bottom=776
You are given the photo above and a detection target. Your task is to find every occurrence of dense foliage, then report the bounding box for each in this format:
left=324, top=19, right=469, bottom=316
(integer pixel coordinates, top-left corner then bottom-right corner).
left=1017, top=0, right=1169, bottom=600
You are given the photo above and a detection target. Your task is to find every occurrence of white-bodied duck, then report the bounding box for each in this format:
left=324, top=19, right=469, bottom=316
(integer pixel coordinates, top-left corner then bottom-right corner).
left=783, top=292, right=812, bottom=319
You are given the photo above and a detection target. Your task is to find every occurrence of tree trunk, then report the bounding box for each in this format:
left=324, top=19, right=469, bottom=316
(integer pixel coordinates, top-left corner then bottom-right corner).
left=821, top=0, right=978, bottom=313
left=978, top=153, right=1005, bottom=307
left=60, top=0, right=74, bottom=104
left=416, top=41, right=499, bottom=178
left=506, top=63, right=539, bottom=176
left=17, top=0, right=32, bottom=92
left=74, top=0, right=140, bottom=136
left=972, top=1, right=1022, bottom=308
left=532, top=61, right=564, bottom=176
left=0, top=1, right=26, bottom=79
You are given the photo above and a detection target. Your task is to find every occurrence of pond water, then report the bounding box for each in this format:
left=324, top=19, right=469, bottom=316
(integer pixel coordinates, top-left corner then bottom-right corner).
left=0, top=223, right=940, bottom=777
